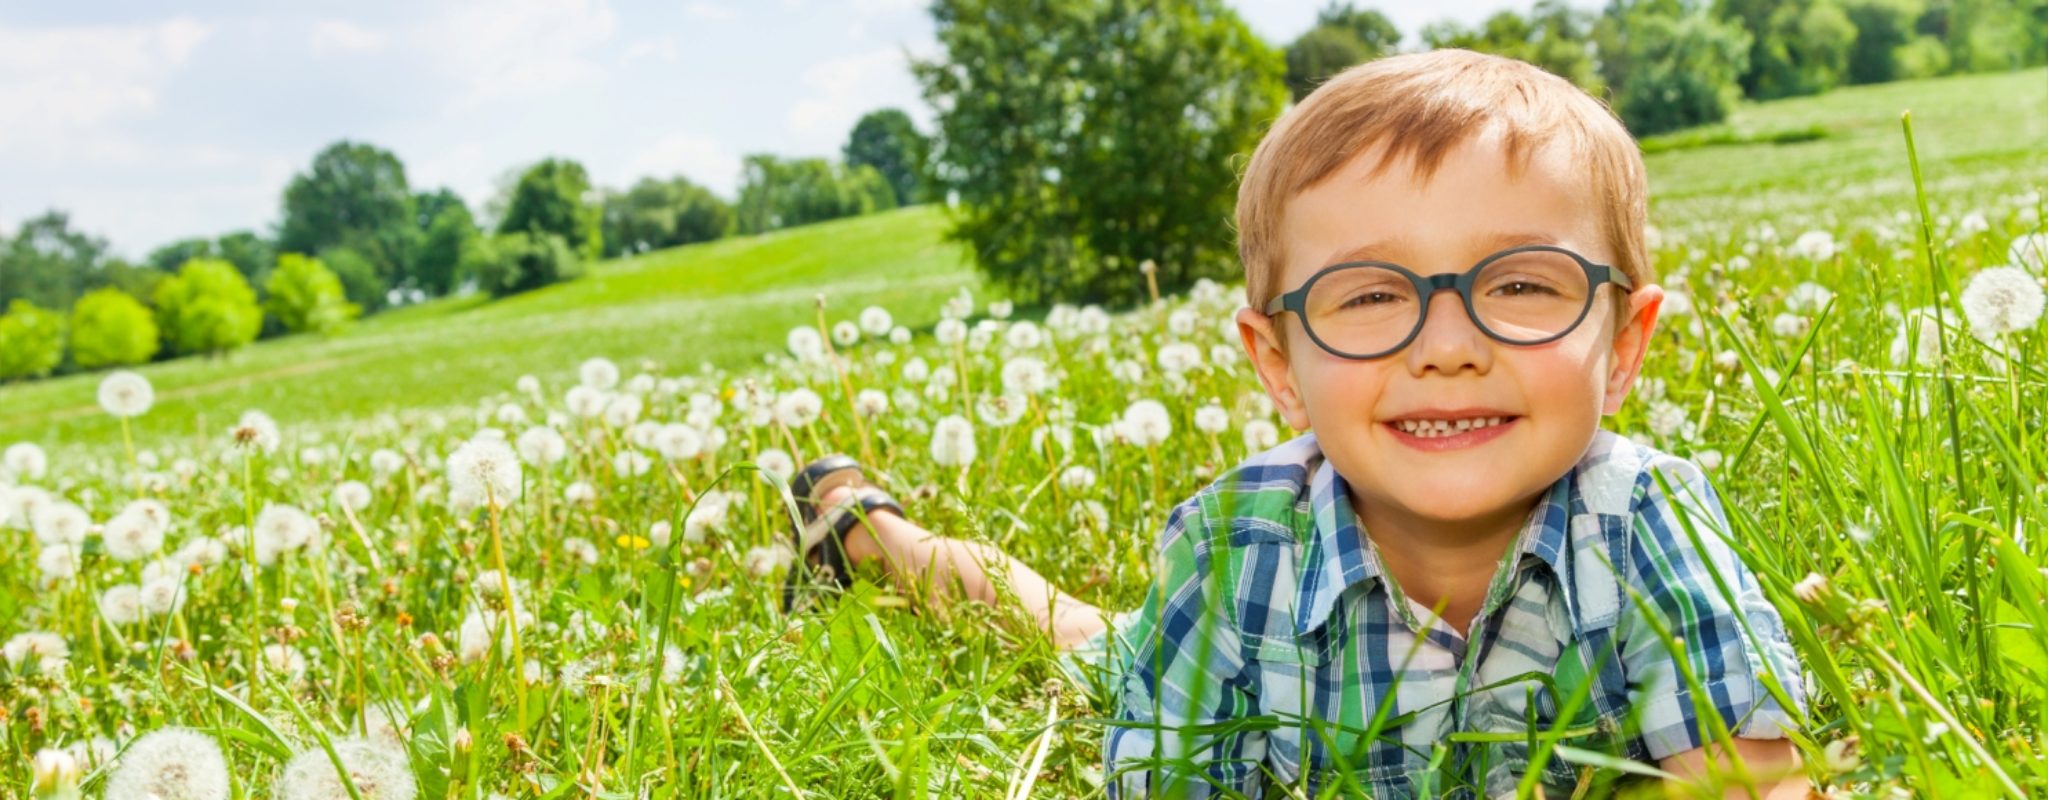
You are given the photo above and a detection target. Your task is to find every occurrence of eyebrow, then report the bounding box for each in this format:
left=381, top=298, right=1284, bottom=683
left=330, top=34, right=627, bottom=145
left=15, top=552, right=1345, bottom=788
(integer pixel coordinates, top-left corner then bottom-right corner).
left=1323, top=231, right=1563, bottom=266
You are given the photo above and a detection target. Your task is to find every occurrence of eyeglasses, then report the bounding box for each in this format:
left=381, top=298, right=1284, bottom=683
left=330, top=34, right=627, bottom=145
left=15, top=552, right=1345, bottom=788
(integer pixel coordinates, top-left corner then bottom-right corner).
left=1262, top=244, right=1633, bottom=361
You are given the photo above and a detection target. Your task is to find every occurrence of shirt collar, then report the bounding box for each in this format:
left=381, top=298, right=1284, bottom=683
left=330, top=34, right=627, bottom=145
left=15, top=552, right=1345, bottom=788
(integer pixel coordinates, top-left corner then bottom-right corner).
left=1291, top=438, right=1578, bottom=637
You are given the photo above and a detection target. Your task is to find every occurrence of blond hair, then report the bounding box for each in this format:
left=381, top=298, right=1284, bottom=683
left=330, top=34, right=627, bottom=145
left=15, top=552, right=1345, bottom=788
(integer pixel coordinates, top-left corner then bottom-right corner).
left=1235, top=49, right=1649, bottom=316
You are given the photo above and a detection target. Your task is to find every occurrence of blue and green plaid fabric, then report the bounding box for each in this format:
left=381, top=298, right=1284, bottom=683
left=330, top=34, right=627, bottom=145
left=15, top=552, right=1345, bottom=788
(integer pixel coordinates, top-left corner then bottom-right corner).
left=1103, top=429, right=1806, bottom=798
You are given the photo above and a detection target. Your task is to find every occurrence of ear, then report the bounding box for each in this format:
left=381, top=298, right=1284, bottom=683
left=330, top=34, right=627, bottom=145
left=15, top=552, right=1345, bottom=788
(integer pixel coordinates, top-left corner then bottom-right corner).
left=1602, top=285, right=1664, bottom=415
left=1237, top=306, right=1313, bottom=431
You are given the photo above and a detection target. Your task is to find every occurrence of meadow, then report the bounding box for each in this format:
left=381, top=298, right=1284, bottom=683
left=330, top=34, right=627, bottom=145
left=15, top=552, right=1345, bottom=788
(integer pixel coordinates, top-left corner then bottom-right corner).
left=2, top=68, right=2047, bottom=798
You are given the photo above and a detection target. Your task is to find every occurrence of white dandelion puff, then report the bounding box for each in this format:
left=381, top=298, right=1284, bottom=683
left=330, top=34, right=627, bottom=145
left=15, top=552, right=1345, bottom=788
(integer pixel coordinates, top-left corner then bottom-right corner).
left=98, top=370, right=154, bottom=418
left=276, top=737, right=416, bottom=800
left=859, top=306, right=894, bottom=336
left=2009, top=232, right=2048, bottom=274
left=754, top=448, right=794, bottom=482
left=32, top=501, right=90, bottom=545
left=1120, top=399, right=1174, bottom=447
left=832, top=320, right=861, bottom=347
left=4, top=441, right=48, bottom=481
left=333, top=481, right=373, bottom=513
left=930, top=415, right=978, bottom=467
left=515, top=426, right=567, bottom=466
left=579, top=357, right=620, bottom=390
left=653, top=423, right=703, bottom=461
left=786, top=326, right=824, bottom=361
left=2, top=632, right=68, bottom=671
left=102, top=727, right=231, bottom=800
left=1960, top=266, right=2044, bottom=336
left=774, top=388, right=825, bottom=428
left=447, top=438, right=523, bottom=510
left=99, top=584, right=144, bottom=625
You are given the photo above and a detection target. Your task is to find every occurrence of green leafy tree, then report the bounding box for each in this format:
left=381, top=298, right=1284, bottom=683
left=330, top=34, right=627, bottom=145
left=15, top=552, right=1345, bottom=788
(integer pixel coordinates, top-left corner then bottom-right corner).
left=498, top=158, right=603, bottom=262
left=912, top=0, right=1287, bottom=306
left=1421, top=2, right=1600, bottom=90
left=69, top=288, right=160, bottom=369
left=152, top=258, right=262, bottom=357
left=462, top=231, right=583, bottom=297
left=844, top=109, right=932, bottom=206
left=416, top=200, right=479, bottom=295
left=601, top=176, right=735, bottom=257
left=317, top=247, right=385, bottom=311
left=0, top=299, right=66, bottom=380
left=734, top=156, right=895, bottom=234
left=1597, top=0, right=1753, bottom=135
left=0, top=210, right=111, bottom=311
left=264, top=254, right=360, bottom=334
left=278, top=141, right=420, bottom=296
left=215, top=231, right=277, bottom=288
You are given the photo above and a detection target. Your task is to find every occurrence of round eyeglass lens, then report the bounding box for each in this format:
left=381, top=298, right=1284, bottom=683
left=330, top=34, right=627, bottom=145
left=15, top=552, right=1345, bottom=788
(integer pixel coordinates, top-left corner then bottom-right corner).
left=1303, top=265, right=1421, bottom=356
left=1471, top=248, right=1594, bottom=342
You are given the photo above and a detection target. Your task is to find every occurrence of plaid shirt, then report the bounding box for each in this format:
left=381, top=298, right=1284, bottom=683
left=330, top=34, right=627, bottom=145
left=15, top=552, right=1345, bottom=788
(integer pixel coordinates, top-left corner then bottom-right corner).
left=1104, top=429, right=1805, bottom=799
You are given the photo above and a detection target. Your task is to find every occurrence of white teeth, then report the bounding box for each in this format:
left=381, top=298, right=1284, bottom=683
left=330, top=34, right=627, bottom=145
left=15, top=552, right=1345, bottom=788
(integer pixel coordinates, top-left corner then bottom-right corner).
left=1392, top=416, right=1513, bottom=438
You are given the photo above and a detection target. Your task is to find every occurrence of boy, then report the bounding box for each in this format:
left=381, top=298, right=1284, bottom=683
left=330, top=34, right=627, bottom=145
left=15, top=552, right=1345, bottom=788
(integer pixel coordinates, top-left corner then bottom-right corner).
left=785, top=49, right=1806, bottom=797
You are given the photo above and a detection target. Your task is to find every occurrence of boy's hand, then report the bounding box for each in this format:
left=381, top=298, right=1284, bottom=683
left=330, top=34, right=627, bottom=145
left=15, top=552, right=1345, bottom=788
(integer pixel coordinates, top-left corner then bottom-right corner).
left=1659, top=738, right=1810, bottom=799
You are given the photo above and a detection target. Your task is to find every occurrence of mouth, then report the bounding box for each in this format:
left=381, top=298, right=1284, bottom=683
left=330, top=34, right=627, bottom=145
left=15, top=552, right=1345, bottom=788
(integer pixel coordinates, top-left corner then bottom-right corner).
left=1382, top=410, right=1521, bottom=450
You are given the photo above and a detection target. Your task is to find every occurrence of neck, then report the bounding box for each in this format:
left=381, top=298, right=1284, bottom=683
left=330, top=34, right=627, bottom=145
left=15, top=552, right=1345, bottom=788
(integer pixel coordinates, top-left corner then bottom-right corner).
left=1352, top=489, right=1538, bottom=635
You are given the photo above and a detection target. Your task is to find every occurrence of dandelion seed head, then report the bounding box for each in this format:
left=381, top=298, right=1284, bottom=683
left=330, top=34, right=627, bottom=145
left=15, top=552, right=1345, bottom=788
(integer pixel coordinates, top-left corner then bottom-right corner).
left=859, top=305, right=894, bottom=336
left=103, top=726, right=230, bottom=800
left=98, top=370, right=154, bottom=418
left=579, top=357, right=620, bottom=390
left=930, top=414, right=978, bottom=466
left=276, top=737, right=416, bottom=800
left=1960, top=266, right=2044, bottom=336
left=446, top=438, right=522, bottom=510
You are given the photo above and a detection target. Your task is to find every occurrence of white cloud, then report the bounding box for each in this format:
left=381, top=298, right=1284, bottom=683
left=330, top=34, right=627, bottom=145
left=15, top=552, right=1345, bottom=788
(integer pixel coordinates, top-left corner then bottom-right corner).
left=786, top=46, right=932, bottom=153
left=421, top=0, right=618, bottom=106
left=310, top=19, right=388, bottom=53
left=683, top=2, right=737, bottom=20
left=626, top=135, right=742, bottom=198
left=0, top=18, right=211, bottom=162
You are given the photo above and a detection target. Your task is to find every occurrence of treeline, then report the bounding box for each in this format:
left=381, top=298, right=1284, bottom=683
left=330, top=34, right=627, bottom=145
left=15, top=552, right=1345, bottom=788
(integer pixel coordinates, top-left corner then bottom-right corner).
left=0, top=108, right=931, bottom=382
left=915, top=0, right=2045, bottom=309
left=1287, top=0, right=2047, bottom=135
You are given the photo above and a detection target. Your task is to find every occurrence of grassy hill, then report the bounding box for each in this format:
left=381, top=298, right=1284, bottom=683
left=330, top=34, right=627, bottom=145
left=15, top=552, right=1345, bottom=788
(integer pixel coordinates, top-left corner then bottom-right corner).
left=2, top=67, right=2042, bottom=450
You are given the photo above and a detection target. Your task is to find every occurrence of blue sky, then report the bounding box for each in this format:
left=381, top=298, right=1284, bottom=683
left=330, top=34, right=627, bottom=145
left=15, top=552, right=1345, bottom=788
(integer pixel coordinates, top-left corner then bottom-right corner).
left=0, top=0, right=1561, bottom=258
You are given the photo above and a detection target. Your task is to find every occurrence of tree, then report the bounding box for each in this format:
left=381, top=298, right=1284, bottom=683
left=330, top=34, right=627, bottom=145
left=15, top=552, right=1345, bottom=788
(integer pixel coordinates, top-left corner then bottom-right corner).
left=69, top=288, right=160, bottom=368
left=278, top=141, right=420, bottom=295
left=0, top=210, right=111, bottom=311
left=912, top=0, right=1287, bottom=307
left=152, top=258, right=262, bottom=357
left=1421, top=2, right=1600, bottom=90
left=600, top=176, right=734, bottom=257
left=416, top=199, right=479, bottom=295
left=215, top=231, right=277, bottom=288
left=735, top=156, right=895, bottom=235
left=264, top=254, right=359, bottom=334
left=0, top=300, right=65, bottom=380
left=844, top=109, right=932, bottom=206
left=318, top=247, right=385, bottom=311
left=1597, top=0, right=1753, bottom=135
left=498, top=158, right=603, bottom=262
left=462, top=231, right=583, bottom=297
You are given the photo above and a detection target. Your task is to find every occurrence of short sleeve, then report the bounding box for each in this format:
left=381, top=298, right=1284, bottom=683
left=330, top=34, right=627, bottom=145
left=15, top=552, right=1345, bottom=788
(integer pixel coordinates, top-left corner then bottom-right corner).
left=1616, top=457, right=1807, bottom=759
left=1105, top=497, right=1268, bottom=798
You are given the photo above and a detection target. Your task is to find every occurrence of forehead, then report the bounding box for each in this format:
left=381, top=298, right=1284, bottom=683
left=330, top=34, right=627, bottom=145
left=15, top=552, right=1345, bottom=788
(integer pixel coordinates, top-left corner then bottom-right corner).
left=1277, top=128, right=1607, bottom=286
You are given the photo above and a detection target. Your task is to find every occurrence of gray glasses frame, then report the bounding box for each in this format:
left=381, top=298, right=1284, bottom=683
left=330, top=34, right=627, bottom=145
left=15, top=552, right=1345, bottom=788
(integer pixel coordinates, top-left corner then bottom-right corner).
left=1261, top=244, right=1634, bottom=361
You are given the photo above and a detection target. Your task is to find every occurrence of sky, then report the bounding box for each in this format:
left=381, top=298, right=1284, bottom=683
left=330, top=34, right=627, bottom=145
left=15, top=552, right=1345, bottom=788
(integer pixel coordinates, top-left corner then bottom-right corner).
left=0, top=0, right=1569, bottom=259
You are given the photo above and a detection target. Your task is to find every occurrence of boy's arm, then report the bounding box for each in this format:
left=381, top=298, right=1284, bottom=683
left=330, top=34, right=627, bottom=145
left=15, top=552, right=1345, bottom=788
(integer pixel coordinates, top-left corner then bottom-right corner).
left=1105, top=499, right=1267, bottom=799
left=1660, top=739, right=1809, bottom=799
left=1618, top=459, right=1810, bottom=789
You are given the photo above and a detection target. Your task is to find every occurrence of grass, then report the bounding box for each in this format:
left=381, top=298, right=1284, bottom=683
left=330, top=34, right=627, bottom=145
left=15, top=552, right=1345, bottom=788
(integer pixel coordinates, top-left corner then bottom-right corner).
left=3, top=68, right=2047, bottom=799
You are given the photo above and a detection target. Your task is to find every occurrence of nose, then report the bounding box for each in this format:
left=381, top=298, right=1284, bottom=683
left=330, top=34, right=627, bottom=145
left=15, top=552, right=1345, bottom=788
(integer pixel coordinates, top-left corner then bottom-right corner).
left=1403, top=286, right=1492, bottom=377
